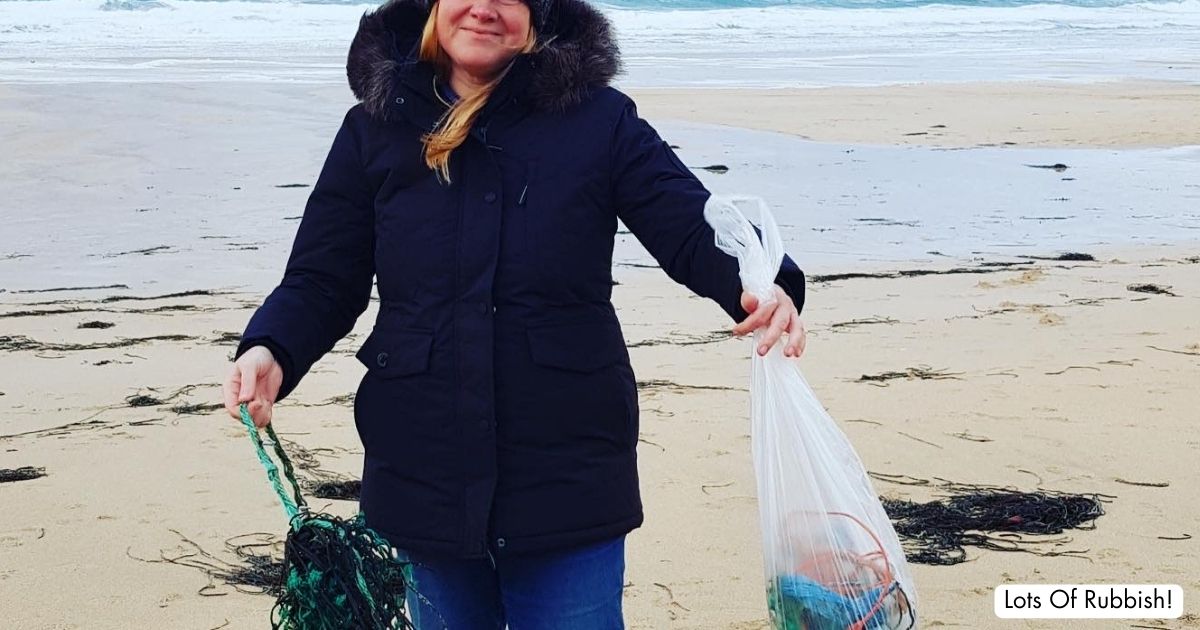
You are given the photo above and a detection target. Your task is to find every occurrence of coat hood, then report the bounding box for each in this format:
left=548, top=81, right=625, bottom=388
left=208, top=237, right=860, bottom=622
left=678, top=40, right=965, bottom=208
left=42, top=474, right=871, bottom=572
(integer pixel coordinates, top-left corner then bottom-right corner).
left=347, top=0, right=622, bottom=118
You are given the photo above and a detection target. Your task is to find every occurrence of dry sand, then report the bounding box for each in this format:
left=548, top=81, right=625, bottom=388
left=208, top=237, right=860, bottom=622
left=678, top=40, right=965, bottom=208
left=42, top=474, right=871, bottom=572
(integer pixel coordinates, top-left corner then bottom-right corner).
left=629, top=81, right=1200, bottom=149
left=1, top=80, right=1198, bottom=629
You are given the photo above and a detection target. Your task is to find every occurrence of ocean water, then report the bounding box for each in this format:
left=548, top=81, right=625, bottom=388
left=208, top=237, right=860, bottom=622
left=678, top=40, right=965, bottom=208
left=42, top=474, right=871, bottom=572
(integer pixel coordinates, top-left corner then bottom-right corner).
left=0, top=0, right=1197, bottom=86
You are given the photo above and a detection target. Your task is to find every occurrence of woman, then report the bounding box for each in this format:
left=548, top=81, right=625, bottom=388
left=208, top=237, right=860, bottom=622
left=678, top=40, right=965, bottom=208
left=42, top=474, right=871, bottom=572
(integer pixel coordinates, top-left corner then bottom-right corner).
left=222, top=0, right=807, bottom=627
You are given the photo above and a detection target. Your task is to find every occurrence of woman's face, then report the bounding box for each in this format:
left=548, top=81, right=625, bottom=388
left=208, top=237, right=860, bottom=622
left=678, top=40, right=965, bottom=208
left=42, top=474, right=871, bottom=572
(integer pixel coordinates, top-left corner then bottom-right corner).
left=436, top=0, right=531, bottom=81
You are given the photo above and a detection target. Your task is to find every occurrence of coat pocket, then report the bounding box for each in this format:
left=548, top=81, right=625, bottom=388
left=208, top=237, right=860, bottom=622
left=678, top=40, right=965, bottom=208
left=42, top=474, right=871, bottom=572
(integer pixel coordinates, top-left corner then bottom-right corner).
left=520, top=319, right=638, bottom=451
left=355, top=328, right=434, bottom=378
left=526, top=320, right=629, bottom=373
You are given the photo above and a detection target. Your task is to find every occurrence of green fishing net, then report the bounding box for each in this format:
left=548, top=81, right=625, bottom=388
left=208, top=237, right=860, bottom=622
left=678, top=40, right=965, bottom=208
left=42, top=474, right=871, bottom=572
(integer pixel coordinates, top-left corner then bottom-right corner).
left=238, top=404, right=414, bottom=630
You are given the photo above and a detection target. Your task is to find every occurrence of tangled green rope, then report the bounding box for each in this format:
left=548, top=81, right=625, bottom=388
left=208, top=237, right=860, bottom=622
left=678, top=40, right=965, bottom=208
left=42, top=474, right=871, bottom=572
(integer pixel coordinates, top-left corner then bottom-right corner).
left=238, top=404, right=415, bottom=630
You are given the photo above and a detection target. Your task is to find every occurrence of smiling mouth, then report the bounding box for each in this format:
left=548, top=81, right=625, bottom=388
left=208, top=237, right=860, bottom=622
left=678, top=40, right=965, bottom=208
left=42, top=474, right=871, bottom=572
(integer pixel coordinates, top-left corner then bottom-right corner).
left=462, top=27, right=501, bottom=36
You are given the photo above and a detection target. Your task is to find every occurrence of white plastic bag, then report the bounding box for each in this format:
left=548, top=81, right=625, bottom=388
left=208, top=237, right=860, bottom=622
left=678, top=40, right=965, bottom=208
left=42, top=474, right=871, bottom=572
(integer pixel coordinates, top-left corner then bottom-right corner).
left=705, top=195, right=918, bottom=630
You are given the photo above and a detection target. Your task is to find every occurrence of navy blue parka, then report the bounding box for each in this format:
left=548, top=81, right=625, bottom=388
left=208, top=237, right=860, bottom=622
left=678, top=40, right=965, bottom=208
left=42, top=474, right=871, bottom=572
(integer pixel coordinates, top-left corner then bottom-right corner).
left=237, top=0, right=806, bottom=560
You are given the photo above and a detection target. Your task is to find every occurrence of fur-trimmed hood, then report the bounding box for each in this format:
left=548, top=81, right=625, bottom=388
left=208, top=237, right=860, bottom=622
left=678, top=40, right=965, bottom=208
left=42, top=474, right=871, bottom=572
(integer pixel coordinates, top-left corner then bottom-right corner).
left=347, top=0, right=621, bottom=118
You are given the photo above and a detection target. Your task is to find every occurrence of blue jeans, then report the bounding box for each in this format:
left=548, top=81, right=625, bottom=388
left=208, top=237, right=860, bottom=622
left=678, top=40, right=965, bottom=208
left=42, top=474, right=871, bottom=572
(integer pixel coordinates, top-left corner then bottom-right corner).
left=398, top=536, right=626, bottom=630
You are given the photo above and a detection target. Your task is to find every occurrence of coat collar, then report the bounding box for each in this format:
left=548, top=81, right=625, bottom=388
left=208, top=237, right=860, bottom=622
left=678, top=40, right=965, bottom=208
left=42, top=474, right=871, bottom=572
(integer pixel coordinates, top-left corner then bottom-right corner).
left=346, top=0, right=621, bottom=121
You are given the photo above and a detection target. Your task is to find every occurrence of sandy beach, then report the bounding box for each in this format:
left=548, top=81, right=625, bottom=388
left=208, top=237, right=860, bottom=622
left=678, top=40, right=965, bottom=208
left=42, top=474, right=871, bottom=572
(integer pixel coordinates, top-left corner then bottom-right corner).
left=629, top=81, right=1200, bottom=149
left=2, top=79, right=1198, bottom=630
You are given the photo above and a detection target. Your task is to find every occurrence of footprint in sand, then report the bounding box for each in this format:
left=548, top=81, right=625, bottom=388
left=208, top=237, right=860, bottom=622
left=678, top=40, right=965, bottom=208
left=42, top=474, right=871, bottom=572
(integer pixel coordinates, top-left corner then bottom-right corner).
left=1038, top=312, right=1064, bottom=325
left=972, top=301, right=1063, bottom=324
left=1005, top=269, right=1046, bottom=285
left=977, top=269, right=1045, bottom=289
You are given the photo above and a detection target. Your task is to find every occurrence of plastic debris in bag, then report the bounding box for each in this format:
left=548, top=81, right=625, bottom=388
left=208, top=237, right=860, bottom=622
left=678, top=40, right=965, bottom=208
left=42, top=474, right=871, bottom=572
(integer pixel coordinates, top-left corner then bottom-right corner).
left=704, top=196, right=918, bottom=630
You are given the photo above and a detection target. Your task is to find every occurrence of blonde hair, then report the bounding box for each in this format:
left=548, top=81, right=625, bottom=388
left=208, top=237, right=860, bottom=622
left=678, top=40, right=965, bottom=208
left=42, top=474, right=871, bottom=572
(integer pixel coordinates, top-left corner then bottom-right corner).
left=420, top=2, right=537, bottom=183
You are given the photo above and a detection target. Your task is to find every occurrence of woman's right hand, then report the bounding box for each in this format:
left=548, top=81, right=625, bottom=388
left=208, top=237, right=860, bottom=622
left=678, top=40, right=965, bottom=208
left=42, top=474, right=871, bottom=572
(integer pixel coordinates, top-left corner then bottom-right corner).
left=223, top=345, right=283, bottom=428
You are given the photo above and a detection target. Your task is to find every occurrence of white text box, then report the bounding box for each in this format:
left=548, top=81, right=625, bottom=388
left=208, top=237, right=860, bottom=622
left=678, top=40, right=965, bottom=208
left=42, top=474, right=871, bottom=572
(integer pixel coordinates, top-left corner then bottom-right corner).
left=995, top=585, right=1183, bottom=618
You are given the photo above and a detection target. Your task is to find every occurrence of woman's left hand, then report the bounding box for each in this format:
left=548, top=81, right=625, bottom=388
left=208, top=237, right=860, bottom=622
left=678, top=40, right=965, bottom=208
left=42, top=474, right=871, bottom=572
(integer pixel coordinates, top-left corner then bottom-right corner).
left=732, top=284, right=807, bottom=358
